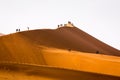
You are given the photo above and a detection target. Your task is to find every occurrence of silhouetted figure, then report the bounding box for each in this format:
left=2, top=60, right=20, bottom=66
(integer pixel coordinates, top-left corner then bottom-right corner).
left=27, top=27, right=29, bottom=30
left=68, top=21, right=71, bottom=24
left=18, top=29, right=20, bottom=32
left=96, top=51, right=99, bottom=54
left=16, top=29, right=18, bottom=32
left=58, top=25, right=59, bottom=28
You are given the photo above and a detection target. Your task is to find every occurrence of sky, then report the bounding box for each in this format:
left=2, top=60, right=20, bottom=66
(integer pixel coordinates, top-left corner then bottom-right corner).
left=0, top=0, right=120, bottom=50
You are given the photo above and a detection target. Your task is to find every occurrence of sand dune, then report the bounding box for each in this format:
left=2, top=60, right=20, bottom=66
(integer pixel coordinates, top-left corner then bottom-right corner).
left=41, top=47, right=120, bottom=76
left=0, top=26, right=120, bottom=79
left=19, top=27, right=120, bottom=56
left=0, top=63, right=120, bottom=80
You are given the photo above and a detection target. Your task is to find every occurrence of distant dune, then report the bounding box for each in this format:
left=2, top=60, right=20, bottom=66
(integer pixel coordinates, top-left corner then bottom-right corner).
left=0, top=26, right=120, bottom=79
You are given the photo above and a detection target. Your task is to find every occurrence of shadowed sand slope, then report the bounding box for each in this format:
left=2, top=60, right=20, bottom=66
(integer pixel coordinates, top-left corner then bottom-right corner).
left=19, top=27, right=120, bottom=56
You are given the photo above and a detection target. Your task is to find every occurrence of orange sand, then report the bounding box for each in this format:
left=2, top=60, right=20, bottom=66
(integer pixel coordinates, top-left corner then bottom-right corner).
left=0, top=27, right=120, bottom=79
left=0, top=63, right=120, bottom=80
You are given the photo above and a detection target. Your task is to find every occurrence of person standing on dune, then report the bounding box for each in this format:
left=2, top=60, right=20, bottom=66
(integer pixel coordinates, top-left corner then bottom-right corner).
left=27, top=27, right=29, bottom=30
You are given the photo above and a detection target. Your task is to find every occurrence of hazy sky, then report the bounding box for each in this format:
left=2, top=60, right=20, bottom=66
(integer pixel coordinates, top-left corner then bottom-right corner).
left=0, top=0, right=120, bottom=50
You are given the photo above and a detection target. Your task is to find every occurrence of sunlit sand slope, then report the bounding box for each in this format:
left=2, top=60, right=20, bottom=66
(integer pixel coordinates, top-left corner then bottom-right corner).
left=0, top=63, right=119, bottom=80
left=41, top=48, right=120, bottom=77
left=0, top=34, right=45, bottom=64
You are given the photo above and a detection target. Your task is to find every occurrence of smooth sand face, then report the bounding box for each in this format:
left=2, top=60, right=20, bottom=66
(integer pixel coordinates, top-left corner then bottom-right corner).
left=0, top=27, right=120, bottom=79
